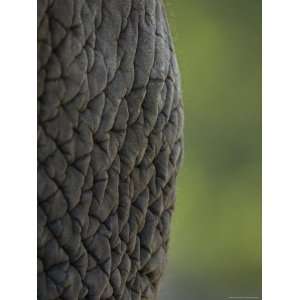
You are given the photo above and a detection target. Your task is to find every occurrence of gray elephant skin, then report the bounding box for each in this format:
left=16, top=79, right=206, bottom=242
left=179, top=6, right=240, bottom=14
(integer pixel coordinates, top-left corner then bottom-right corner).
left=38, top=0, right=183, bottom=299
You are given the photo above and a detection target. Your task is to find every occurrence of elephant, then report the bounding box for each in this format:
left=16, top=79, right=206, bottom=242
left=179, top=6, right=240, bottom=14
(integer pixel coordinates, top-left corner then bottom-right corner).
left=37, top=0, right=183, bottom=299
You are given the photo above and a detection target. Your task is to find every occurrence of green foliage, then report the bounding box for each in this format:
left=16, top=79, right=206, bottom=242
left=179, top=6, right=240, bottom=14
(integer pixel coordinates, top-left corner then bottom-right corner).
left=163, top=0, right=261, bottom=297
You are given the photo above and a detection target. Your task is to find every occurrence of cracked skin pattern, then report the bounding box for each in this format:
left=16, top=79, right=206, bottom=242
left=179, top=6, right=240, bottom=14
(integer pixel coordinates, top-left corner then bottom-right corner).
left=37, top=0, right=183, bottom=299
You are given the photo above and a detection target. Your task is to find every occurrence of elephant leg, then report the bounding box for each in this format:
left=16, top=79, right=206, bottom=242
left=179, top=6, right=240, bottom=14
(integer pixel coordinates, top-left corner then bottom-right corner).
left=37, top=0, right=183, bottom=299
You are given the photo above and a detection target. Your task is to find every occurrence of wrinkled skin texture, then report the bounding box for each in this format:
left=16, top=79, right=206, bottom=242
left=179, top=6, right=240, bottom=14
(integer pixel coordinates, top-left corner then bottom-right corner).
left=37, top=0, right=183, bottom=299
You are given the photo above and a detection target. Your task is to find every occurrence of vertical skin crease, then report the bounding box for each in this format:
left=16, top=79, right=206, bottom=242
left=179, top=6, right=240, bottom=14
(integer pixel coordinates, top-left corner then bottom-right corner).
left=37, top=0, right=183, bottom=299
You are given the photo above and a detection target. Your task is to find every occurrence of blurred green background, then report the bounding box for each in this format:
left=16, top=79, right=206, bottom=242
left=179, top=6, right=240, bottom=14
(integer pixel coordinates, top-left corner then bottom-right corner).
left=160, top=1, right=261, bottom=299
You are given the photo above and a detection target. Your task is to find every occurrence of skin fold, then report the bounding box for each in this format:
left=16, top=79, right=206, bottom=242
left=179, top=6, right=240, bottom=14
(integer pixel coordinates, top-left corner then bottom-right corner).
left=37, top=0, right=183, bottom=299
